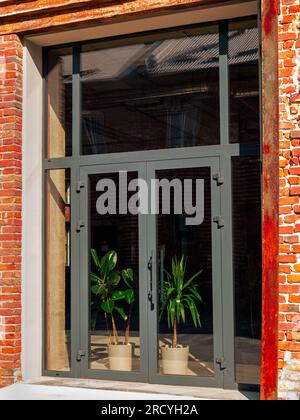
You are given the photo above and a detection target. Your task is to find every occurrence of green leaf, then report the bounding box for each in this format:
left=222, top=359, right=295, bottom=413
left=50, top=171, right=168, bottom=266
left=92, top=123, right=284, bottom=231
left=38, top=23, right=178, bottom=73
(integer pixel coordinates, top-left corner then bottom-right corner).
left=124, top=289, right=135, bottom=304
left=183, top=270, right=203, bottom=291
left=166, top=287, right=175, bottom=296
left=91, top=249, right=101, bottom=268
left=121, top=269, right=134, bottom=288
left=112, top=290, right=127, bottom=301
left=90, top=273, right=100, bottom=283
left=180, top=303, right=185, bottom=323
left=114, top=305, right=128, bottom=321
left=101, top=251, right=117, bottom=276
left=101, top=299, right=115, bottom=314
left=188, top=299, right=201, bottom=328
left=91, top=284, right=102, bottom=295
left=108, top=271, right=121, bottom=286
left=189, top=287, right=204, bottom=304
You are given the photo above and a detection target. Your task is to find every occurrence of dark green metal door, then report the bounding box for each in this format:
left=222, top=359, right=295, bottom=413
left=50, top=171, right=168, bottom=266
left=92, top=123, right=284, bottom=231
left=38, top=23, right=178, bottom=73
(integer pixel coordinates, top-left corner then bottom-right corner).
left=78, top=156, right=230, bottom=388
left=146, top=157, right=224, bottom=388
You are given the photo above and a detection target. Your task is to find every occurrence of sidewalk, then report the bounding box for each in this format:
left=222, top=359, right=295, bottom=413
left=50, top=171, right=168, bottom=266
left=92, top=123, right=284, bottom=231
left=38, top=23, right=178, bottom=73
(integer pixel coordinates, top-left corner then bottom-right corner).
left=0, top=383, right=202, bottom=400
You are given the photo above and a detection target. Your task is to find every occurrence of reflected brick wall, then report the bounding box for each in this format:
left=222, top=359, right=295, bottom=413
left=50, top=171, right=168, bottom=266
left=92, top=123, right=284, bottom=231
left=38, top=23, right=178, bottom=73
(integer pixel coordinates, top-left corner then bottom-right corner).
left=0, top=35, right=22, bottom=388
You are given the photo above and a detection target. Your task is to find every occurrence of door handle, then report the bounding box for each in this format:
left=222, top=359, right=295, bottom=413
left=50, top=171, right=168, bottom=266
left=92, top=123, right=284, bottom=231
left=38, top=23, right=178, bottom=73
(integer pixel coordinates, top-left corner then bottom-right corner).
left=148, top=252, right=155, bottom=311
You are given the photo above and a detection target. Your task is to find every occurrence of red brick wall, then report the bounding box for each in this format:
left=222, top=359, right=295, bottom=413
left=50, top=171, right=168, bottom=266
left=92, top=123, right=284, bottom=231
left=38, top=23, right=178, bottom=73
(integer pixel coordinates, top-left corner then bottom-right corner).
left=0, top=34, right=22, bottom=388
left=278, top=0, right=300, bottom=399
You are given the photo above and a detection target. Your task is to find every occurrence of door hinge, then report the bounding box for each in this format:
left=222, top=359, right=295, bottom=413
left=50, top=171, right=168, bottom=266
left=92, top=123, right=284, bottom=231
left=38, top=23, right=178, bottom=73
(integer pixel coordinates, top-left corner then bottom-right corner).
left=76, top=350, right=86, bottom=362
left=216, top=357, right=227, bottom=370
left=213, top=216, right=225, bottom=228
left=76, top=220, right=85, bottom=232
left=213, top=173, right=224, bottom=185
left=76, top=180, right=85, bottom=193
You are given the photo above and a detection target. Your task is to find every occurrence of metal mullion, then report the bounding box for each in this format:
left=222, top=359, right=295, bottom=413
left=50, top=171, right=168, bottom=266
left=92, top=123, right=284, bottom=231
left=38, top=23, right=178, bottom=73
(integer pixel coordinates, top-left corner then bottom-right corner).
left=73, top=45, right=81, bottom=160
left=43, top=157, right=78, bottom=170
left=220, top=152, right=236, bottom=390
left=219, top=21, right=230, bottom=147
left=70, top=166, right=81, bottom=377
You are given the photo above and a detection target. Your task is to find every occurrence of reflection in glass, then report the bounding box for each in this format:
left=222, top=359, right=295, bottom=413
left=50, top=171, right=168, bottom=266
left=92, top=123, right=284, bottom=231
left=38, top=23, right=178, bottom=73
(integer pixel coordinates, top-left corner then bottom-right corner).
left=232, top=157, right=262, bottom=384
left=47, top=48, right=73, bottom=157
left=46, top=169, right=71, bottom=371
left=81, top=26, right=220, bottom=155
left=88, top=172, right=140, bottom=372
left=156, top=168, right=214, bottom=377
left=229, top=19, right=260, bottom=144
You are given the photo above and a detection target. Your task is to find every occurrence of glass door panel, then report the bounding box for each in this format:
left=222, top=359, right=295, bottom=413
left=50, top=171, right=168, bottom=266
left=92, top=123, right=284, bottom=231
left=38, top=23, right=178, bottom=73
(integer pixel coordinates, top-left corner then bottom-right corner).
left=80, top=164, right=148, bottom=381
left=156, top=167, right=214, bottom=377
left=147, top=158, right=223, bottom=387
left=88, top=171, right=140, bottom=372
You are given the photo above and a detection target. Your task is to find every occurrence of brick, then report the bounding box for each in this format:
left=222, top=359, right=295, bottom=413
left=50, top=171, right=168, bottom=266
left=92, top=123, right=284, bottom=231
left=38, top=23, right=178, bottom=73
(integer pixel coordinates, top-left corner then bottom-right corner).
left=292, top=246, right=300, bottom=253
left=288, top=275, right=300, bottom=283
left=280, top=285, right=300, bottom=294
left=279, top=342, right=300, bottom=352
left=289, top=5, right=300, bottom=13
left=279, top=33, right=297, bottom=41
left=291, top=131, right=300, bottom=140
left=280, top=255, right=297, bottom=263
left=290, top=186, right=300, bottom=196
left=280, top=226, right=294, bottom=235
left=289, top=168, right=300, bottom=175
left=279, top=323, right=298, bottom=331
left=0, top=35, right=22, bottom=388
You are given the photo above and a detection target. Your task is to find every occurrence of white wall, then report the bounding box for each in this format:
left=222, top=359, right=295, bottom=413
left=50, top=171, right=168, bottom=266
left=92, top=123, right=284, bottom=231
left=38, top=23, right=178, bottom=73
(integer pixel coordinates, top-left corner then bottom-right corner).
left=22, top=41, right=43, bottom=381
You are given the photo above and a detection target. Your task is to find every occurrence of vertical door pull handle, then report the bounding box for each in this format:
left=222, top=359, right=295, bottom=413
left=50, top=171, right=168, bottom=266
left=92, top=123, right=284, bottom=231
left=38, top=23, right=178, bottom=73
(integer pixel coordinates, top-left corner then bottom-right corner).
left=148, top=254, right=155, bottom=311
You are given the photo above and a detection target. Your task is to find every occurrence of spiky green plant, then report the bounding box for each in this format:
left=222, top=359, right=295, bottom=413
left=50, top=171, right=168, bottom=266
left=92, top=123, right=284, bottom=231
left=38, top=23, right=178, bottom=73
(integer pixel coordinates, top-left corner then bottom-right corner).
left=159, top=256, right=203, bottom=348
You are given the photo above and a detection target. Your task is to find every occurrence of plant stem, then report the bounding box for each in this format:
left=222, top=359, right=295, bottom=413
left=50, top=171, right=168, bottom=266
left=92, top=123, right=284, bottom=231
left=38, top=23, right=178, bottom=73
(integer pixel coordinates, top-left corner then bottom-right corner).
left=111, top=313, right=119, bottom=345
left=125, top=305, right=132, bottom=345
left=172, top=318, right=177, bottom=348
left=104, top=312, right=111, bottom=345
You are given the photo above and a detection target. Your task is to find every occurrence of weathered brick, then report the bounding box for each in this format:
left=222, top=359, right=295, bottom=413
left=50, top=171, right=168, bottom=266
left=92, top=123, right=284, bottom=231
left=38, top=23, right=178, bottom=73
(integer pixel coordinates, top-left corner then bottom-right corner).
left=0, top=34, right=22, bottom=388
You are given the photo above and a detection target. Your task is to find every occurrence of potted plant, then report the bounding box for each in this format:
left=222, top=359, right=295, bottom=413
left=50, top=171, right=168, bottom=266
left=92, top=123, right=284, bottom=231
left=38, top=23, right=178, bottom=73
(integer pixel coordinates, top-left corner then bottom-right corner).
left=159, top=255, right=203, bottom=375
left=90, top=249, right=135, bottom=371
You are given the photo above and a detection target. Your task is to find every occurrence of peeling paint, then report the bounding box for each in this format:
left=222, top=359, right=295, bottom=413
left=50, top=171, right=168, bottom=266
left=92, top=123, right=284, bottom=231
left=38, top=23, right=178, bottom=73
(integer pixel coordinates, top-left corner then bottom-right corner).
left=261, top=0, right=279, bottom=401
left=263, top=0, right=278, bottom=35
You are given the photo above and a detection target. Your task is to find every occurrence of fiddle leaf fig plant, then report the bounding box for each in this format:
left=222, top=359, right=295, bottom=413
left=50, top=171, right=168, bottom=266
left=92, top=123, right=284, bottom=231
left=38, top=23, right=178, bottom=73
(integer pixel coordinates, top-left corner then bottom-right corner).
left=159, top=255, right=203, bottom=348
left=90, top=249, right=135, bottom=346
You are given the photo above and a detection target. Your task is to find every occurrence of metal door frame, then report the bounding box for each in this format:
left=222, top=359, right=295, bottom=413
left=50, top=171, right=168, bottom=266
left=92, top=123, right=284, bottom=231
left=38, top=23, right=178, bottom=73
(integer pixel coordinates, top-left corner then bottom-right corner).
left=41, top=18, right=261, bottom=389
left=78, top=162, right=149, bottom=382
left=75, top=155, right=236, bottom=389
left=146, top=156, right=226, bottom=388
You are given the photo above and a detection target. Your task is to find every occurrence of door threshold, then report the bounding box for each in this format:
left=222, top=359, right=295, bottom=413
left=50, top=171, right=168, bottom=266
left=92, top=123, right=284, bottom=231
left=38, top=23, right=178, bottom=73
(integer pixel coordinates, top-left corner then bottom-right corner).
left=27, top=377, right=259, bottom=400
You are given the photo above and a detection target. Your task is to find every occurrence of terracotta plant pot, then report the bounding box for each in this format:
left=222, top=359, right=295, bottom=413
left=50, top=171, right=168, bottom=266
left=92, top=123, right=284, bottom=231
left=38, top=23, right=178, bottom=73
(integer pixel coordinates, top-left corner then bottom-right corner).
left=161, top=345, right=190, bottom=375
left=108, top=343, right=132, bottom=371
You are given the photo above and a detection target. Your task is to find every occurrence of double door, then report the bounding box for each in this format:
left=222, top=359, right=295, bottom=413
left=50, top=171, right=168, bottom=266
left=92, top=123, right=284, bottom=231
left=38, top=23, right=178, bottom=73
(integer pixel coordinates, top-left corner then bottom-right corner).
left=77, top=156, right=235, bottom=388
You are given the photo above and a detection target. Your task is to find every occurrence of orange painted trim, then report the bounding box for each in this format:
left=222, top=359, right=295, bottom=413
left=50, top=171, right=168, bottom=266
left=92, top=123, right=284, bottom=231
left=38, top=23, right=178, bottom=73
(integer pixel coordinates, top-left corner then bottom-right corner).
left=261, top=0, right=279, bottom=401
left=0, top=0, right=233, bottom=35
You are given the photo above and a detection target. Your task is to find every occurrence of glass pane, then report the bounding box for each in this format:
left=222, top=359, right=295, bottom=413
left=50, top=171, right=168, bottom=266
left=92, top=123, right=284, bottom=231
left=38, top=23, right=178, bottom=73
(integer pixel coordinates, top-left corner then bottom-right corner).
left=88, top=172, right=140, bottom=372
left=229, top=19, right=260, bottom=144
left=156, top=167, right=214, bottom=377
left=47, top=48, right=72, bottom=157
left=232, top=157, right=262, bottom=384
left=46, top=169, right=71, bottom=371
left=81, top=26, right=220, bottom=155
